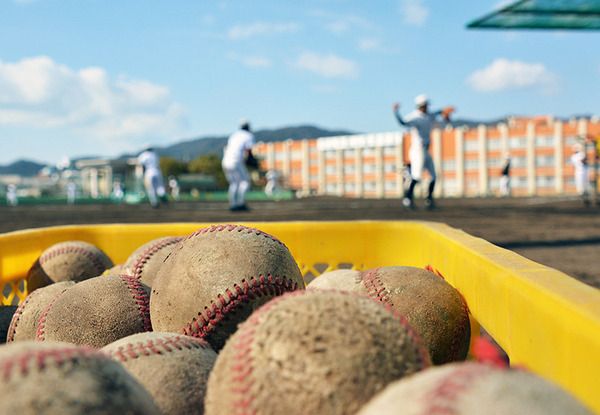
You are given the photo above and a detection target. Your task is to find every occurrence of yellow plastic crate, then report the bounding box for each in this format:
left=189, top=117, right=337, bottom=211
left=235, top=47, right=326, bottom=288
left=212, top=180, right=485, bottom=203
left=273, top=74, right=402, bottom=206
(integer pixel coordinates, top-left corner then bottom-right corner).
left=1, top=221, right=599, bottom=413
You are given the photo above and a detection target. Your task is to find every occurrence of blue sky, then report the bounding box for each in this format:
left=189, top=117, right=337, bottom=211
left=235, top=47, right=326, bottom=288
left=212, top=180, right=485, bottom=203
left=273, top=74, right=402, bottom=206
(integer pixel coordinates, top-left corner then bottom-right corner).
left=0, top=0, right=598, bottom=165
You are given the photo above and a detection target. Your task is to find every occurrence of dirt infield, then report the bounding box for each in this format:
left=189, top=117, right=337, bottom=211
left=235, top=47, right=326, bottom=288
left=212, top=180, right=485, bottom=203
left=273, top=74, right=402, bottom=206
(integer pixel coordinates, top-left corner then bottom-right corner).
left=1, top=195, right=599, bottom=289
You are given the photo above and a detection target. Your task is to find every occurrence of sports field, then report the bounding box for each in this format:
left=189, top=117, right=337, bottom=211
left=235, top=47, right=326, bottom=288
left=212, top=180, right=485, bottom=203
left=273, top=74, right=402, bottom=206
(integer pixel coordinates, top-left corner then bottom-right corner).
left=1, top=195, right=599, bottom=289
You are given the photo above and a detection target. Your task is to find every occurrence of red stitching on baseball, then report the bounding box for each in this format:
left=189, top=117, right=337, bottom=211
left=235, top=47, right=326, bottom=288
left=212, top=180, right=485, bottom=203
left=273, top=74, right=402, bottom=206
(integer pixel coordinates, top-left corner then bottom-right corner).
left=228, top=291, right=300, bottom=415
left=183, top=224, right=284, bottom=246
left=421, top=363, right=490, bottom=415
left=424, top=266, right=471, bottom=362
left=28, top=244, right=112, bottom=279
left=35, top=291, right=66, bottom=341
left=182, top=275, right=299, bottom=341
left=6, top=290, right=38, bottom=342
left=105, top=335, right=213, bottom=362
left=132, top=236, right=183, bottom=279
left=1, top=345, right=101, bottom=382
left=362, top=268, right=392, bottom=305
left=120, top=274, right=152, bottom=332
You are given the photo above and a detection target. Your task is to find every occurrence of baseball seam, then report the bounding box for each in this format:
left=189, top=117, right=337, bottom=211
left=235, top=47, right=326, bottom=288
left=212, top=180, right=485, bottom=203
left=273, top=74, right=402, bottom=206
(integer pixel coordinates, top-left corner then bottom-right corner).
left=425, top=265, right=471, bottom=362
left=184, top=224, right=284, bottom=246
left=132, top=237, right=183, bottom=279
left=35, top=291, right=65, bottom=341
left=29, top=245, right=111, bottom=278
left=6, top=291, right=37, bottom=342
left=106, top=336, right=213, bottom=362
left=182, top=274, right=299, bottom=340
left=421, top=364, right=491, bottom=415
left=229, top=290, right=303, bottom=414
left=361, top=268, right=431, bottom=368
left=121, top=274, right=152, bottom=332
left=1, top=346, right=101, bottom=382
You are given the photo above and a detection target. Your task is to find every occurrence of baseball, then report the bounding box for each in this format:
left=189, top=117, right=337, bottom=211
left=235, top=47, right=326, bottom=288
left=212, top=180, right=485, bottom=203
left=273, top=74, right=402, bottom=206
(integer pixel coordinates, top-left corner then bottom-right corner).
left=357, top=266, right=470, bottom=365
left=122, top=236, right=184, bottom=287
left=6, top=281, right=76, bottom=343
left=356, top=362, right=593, bottom=415
left=102, top=331, right=217, bottom=415
left=0, top=341, right=161, bottom=414
left=36, top=273, right=151, bottom=348
left=26, top=240, right=113, bottom=293
left=150, top=224, right=305, bottom=351
left=306, top=269, right=363, bottom=291
left=204, top=290, right=430, bottom=415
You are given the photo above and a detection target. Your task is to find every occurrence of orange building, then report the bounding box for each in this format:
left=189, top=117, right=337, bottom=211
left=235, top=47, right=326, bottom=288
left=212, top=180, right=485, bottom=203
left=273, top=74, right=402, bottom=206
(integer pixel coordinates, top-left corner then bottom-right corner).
left=253, top=116, right=600, bottom=198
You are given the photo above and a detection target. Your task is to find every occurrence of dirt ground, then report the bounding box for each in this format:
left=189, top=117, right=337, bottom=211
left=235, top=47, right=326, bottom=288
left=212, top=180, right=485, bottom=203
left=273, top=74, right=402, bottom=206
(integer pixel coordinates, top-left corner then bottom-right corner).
left=1, top=195, right=599, bottom=289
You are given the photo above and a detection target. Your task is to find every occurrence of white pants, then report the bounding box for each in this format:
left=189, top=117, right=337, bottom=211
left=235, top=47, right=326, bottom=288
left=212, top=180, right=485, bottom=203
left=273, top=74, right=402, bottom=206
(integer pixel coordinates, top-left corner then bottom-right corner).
left=409, top=145, right=436, bottom=182
left=500, top=175, right=510, bottom=197
left=223, top=161, right=250, bottom=208
left=574, top=167, right=590, bottom=196
left=144, top=171, right=166, bottom=206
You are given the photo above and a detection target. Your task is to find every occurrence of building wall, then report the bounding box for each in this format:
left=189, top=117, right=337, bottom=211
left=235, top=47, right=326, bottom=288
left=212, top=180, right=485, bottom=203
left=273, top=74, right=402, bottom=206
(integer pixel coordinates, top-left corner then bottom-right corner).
left=253, top=116, right=600, bottom=198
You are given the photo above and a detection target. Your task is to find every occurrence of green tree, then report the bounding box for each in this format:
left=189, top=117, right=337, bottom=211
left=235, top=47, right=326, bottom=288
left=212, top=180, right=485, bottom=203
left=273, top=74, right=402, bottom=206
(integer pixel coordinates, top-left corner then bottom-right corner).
left=188, top=154, right=228, bottom=188
left=160, top=157, right=188, bottom=178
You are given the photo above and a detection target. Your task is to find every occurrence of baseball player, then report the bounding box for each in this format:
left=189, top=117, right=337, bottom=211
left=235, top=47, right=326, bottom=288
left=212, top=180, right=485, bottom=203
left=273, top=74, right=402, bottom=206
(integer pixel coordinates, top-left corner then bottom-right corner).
left=222, top=119, right=255, bottom=212
left=137, top=145, right=168, bottom=208
left=571, top=142, right=590, bottom=206
left=393, top=94, right=454, bottom=210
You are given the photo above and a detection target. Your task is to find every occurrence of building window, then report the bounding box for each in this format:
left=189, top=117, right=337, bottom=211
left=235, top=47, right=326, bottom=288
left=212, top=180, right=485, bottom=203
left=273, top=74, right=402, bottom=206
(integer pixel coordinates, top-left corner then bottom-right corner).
left=362, top=164, right=376, bottom=174
left=325, top=165, right=337, bottom=175
left=442, top=160, right=456, bottom=171
left=344, top=183, right=355, bottom=192
left=343, top=149, right=355, bottom=158
left=488, top=139, right=502, bottom=150
left=536, top=155, right=555, bottom=167
left=383, top=146, right=397, bottom=156
left=465, top=159, right=478, bottom=171
left=291, top=150, right=303, bottom=160
left=536, top=176, right=555, bottom=188
left=364, top=182, right=376, bottom=191
left=384, top=181, right=397, bottom=191
left=324, top=150, right=337, bottom=159
left=344, top=165, right=356, bottom=174
left=465, top=140, right=479, bottom=152
left=383, top=163, right=396, bottom=173
left=510, top=137, right=527, bottom=149
left=363, top=148, right=376, bottom=157
left=536, top=135, right=555, bottom=148
left=512, top=156, right=527, bottom=168
left=326, top=183, right=338, bottom=193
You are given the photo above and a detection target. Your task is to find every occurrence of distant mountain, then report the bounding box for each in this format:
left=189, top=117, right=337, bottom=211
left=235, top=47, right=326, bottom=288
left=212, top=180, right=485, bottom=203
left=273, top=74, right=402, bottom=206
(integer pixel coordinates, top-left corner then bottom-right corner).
left=153, top=125, right=357, bottom=161
left=0, top=160, right=47, bottom=177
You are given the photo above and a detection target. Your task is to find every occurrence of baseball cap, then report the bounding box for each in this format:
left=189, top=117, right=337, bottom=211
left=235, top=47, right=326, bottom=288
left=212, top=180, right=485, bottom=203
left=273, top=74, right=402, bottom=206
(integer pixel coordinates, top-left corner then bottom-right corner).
left=239, top=118, right=250, bottom=128
left=414, top=94, right=429, bottom=107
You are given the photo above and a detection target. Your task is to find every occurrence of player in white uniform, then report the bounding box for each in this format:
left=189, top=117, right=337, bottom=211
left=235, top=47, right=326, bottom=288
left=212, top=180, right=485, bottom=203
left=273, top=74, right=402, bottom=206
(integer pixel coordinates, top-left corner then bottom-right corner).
left=393, top=94, right=454, bottom=210
left=137, top=145, right=167, bottom=208
left=222, top=119, right=255, bottom=211
left=571, top=143, right=590, bottom=205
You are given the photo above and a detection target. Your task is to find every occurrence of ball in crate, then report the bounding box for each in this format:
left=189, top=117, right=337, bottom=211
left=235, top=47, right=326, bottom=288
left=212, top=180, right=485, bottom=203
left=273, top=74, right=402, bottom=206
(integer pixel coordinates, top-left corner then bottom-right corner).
left=36, top=273, right=152, bottom=348
left=204, top=290, right=431, bottom=415
left=7, top=281, right=76, bottom=343
left=306, top=269, right=364, bottom=292
left=102, top=332, right=217, bottom=415
left=0, top=341, right=161, bottom=415
left=150, top=224, right=305, bottom=352
left=26, top=240, right=113, bottom=293
left=122, top=236, right=184, bottom=287
left=357, top=266, right=471, bottom=365
left=356, top=362, right=594, bottom=415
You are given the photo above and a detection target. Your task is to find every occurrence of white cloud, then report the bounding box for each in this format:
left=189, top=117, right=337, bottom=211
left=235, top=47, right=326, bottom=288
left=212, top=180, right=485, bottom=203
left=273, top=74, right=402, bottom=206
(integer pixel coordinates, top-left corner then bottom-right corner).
left=399, top=0, right=429, bottom=26
left=227, top=52, right=271, bottom=68
left=0, top=56, right=188, bottom=146
left=358, top=38, right=383, bottom=52
left=466, top=58, right=561, bottom=94
left=228, top=22, right=300, bottom=40
left=294, top=52, right=359, bottom=79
